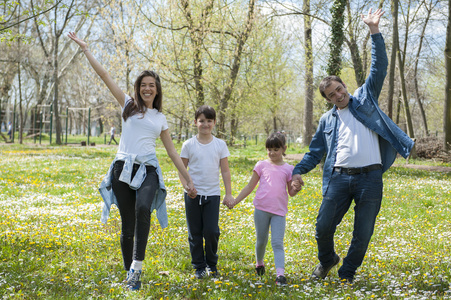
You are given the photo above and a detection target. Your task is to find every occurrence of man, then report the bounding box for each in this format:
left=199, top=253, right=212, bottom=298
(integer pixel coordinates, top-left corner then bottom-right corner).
left=291, top=9, right=414, bottom=283
left=7, top=122, right=12, bottom=140
left=108, top=126, right=118, bottom=145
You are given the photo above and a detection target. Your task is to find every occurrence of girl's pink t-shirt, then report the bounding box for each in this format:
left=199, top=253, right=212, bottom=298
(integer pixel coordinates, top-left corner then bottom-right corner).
left=253, top=160, right=294, bottom=216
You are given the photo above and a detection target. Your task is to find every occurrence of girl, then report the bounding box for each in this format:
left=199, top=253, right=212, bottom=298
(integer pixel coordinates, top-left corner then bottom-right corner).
left=68, top=32, right=196, bottom=291
left=227, top=132, right=299, bottom=286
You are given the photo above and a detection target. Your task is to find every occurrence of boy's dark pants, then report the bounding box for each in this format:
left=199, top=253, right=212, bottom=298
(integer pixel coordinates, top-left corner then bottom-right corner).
left=184, top=193, right=220, bottom=270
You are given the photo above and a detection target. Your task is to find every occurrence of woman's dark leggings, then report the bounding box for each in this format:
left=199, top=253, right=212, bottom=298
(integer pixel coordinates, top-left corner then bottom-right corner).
left=111, top=160, right=158, bottom=271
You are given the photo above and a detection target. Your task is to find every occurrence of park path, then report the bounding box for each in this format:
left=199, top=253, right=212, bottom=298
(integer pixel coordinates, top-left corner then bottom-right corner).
left=285, top=153, right=451, bottom=173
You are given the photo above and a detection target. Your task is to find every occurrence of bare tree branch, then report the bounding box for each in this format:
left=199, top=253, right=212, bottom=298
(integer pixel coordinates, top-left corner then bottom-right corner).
left=0, top=0, right=64, bottom=32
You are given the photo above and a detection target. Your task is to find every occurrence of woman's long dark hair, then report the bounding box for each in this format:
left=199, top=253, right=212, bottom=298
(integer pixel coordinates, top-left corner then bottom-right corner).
left=122, top=70, right=162, bottom=121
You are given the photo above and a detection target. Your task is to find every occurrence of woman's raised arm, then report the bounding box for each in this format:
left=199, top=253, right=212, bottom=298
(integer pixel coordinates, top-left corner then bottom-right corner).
left=68, top=32, right=125, bottom=107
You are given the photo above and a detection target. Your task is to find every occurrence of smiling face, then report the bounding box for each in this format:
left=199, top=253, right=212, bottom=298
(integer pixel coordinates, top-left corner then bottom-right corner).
left=195, top=113, right=216, bottom=136
left=139, top=76, right=158, bottom=108
left=323, top=80, right=350, bottom=109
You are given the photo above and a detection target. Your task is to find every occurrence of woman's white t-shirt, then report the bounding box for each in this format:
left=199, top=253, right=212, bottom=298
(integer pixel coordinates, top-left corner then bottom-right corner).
left=117, top=95, right=169, bottom=156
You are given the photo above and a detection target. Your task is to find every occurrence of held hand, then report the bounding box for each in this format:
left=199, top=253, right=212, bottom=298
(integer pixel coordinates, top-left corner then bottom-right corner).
left=68, top=32, right=88, bottom=51
left=188, top=190, right=197, bottom=198
left=222, top=194, right=235, bottom=209
left=186, top=182, right=197, bottom=198
left=361, top=8, right=384, bottom=32
left=291, top=174, right=304, bottom=192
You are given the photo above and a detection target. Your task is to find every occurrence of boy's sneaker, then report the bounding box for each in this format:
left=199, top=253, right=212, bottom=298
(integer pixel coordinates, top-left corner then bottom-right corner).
left=255, top=265, right=265, bottom=276
left=125, top=269, right=142, bottom=291
left=275, top=275, right=287, bottom=286
left=340, top=277, right=354, bottom=284
left=208, top=267, right=219, bottom=278
left=311, top=253, right=340, bottom=280
left=194, top=268, right=207, bottom=279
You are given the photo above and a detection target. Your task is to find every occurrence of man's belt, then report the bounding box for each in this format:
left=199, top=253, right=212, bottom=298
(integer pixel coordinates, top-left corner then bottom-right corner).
left=333, top=164, right=382, bottom=175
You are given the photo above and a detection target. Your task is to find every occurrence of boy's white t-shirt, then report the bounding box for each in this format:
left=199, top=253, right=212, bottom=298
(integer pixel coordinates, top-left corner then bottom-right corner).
left=118, top=95, right=169, bottom=156
left=180, top=136, right=230, bottom=196
left=335, top=106, right=381, bottom=167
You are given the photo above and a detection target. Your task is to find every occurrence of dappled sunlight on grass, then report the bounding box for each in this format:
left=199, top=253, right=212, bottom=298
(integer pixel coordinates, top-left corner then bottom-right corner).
left=0, top=144, right=450, bottom=299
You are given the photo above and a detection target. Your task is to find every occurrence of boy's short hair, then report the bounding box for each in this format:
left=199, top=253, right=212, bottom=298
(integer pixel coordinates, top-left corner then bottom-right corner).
left=195, top=105, right=216, bottom=120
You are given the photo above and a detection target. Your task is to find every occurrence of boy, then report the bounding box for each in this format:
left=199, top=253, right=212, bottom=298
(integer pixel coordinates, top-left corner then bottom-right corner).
left=179, top=105, right=234, bottom=279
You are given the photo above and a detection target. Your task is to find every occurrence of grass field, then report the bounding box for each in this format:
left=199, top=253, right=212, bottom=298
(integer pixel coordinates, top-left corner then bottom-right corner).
left=0, top=142, right=450, bottom=299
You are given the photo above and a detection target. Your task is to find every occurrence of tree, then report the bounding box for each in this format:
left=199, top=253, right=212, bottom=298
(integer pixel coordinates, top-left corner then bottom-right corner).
left=344, top=1, right=366, bottom=87
left=326, top=0, right=346, bottom=76
left=343, top=0, right=384, bottom=88
left=31, top=0, right=93, bottom=144
left=398, top=0, right=419, bottom=139
left=216, top=0, right=256, bottom=139
left=99, top=0, right=147, bottom=96
left=51, top=0, right=76, bottom=145
left=140, top=0, right=257, bottom=142
left=249, top=21, right=295, bottom=133
left=180, top=0, right=214, bottom=107
left=386, top=0, right=399, bottom=119
left=0, top=0, right=64, bottom=40
left=445, top=0, right=451, bottom=150
left=303, top=0, right=314, bottom=146
left=412, top=0, right=438, bottom=136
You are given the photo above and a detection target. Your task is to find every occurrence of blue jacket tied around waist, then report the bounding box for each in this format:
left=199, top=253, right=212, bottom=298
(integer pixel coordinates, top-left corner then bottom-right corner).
left=99, top=152, right=168, bottom=228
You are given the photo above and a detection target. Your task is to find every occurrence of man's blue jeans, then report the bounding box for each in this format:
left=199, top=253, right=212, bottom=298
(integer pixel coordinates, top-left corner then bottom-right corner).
left=315, top=168, right=383, bottom=280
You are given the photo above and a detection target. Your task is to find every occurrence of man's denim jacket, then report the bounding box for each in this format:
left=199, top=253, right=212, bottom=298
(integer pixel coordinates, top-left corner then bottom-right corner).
left=293, top=33, right=415, bottom=196
left=99, top=152, right=168, bottom=228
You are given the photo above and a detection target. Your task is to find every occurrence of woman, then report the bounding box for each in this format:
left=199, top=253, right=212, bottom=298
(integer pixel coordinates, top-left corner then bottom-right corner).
left=68, top=32, right=196, bottom=291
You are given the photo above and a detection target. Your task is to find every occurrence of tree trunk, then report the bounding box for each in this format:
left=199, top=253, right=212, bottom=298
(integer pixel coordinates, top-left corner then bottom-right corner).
left=53, top=16, right=62, bottom=145
left=18, top=62, right=23, bottom=144
left=126, top=48, right=132, bottom=95
left=181, top=0, right=214, bottom=108
left=230, top=113, right=238, bottom=146
left=327, top=0, right=346, bottom=76
left=217, top=0, right=255, bottom=140
left=386, top=0, right=398, bottom=119
left=395, top=91, right=401, bottom=125
left=17, top=7, right=23, bottom=144
left=397, top=0, right=414, bottom=139
left=413, top=1, right=434, bottom=136
left=397, top=50, right=414, bottom=138
left=273, top=113, right=277, bottom=132
left=345, top=2, right=365, bottom=87
left=444, top=0, right=451, bottom=150
left=303, top=0, right=314, bottom=146
left=193, top=43, right=204, bottom=107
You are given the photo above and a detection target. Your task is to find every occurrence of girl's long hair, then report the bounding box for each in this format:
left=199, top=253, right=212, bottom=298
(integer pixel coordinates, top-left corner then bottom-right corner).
left=122, top=70, right=162, bottom=121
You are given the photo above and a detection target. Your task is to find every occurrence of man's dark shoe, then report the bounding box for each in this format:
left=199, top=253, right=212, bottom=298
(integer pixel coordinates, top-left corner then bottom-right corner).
left=311, top=254, right=340, bottom=280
